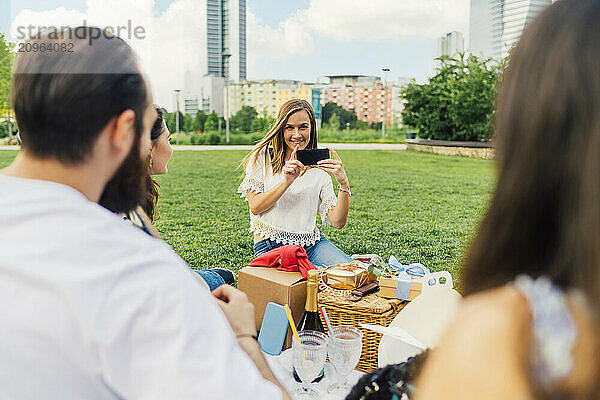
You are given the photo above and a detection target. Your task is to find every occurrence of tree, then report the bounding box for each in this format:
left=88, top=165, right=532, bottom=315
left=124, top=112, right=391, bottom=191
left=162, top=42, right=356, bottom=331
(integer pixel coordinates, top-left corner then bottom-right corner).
left=230, top=106, right=258, bottom=133
left=328, top=113, right=340, bottom=130
left=401, top=53, right=502, bottom=141
left=357, top=120, right=370, bottom=130
left=164, top=112, right=174, bottom=132
left=165, top=111, right=184, bottom=133
left=250, top=117, right=271, bottom=133
left=321, top=102, right=357, bottom=130
left=193, top=110, right=207, bottom=132
left=205, top=111, right=219, bottom=132
left=183, top=114, right=193, bottom=132
left=250, top=117, right=264, bottom=133
left=336, top=107, right=357, bottom=130
left=0, top=33, right=15, bottom=138
left=322, top=102, right=338, bottom=125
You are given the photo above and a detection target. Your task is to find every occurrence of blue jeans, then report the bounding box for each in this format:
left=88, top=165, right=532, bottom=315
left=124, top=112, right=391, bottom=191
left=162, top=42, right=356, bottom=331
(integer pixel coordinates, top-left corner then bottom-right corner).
left=196, top=269, right=226, bottom=291
left=253, top=234, right=353, bottom=268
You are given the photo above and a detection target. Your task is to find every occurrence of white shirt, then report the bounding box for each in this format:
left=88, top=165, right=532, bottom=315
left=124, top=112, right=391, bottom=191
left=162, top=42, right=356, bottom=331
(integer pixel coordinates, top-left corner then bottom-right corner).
left=237, top=149, right=338, bottom=246
left=0, top=175, right=281, bottom=400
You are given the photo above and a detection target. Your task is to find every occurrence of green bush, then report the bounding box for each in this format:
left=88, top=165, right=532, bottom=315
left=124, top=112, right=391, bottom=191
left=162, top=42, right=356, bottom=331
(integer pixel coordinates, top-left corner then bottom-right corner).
left=229, top=132, right=263, bottom=145
left=318, top=127, right=405, bottom=143
left=402, top=53, right=502, bottom=141
left=208, top=132, right=221, bottom=145
left=198, top=135, right=209, bottom=145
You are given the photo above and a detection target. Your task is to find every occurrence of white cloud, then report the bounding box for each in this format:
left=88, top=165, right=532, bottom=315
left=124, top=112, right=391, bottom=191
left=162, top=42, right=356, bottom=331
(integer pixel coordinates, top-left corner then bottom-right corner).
left=10, top=0, right=207, bottom=108
left=297, top=0, right=469, bottom=41
left=246, top=10, right=314, bottom=79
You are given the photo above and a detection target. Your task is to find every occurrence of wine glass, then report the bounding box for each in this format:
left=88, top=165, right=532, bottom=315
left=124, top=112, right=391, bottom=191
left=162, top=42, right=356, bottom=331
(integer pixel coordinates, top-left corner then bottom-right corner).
left=327, top=325, right=363, bottom=394
left=292, top=330, right=329, bottom=398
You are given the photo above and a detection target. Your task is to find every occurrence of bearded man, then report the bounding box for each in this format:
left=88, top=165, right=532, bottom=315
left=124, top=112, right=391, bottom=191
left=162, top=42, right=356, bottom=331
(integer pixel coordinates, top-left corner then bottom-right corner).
left=0, top=27, right=289, bottom=400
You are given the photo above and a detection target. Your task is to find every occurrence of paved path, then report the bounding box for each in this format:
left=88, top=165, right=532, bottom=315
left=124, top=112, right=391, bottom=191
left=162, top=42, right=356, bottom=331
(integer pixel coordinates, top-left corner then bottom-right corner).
left=1, top=143, right=407, bottom=151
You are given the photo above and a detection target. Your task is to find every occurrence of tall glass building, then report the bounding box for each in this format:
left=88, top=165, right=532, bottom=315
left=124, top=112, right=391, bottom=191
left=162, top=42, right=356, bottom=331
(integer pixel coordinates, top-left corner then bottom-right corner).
left=469, top=0, right=552, bottom=60
left=183, top=0, right=246, bottom=116
left=206, top=0, right=246, bottom=82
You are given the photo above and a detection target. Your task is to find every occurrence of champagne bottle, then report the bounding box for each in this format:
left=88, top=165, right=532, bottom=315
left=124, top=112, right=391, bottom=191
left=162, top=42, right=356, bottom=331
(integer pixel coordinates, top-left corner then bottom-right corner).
left=293, top=269, right=325, bottom=383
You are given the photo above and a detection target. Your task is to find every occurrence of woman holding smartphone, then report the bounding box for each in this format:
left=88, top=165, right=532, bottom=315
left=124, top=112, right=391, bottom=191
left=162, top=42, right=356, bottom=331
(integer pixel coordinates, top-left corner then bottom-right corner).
left=238, top=99, right=353, bottom=266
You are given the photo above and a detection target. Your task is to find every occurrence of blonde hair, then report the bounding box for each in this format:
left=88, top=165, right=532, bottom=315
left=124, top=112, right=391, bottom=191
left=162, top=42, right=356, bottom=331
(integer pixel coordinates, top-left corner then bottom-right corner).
left=241, top=99, right=318, bottom=175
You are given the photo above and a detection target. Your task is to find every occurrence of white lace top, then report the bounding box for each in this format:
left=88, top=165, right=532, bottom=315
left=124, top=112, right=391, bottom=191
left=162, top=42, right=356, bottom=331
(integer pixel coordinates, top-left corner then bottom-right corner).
left=237, top=148, right=338, bottom=246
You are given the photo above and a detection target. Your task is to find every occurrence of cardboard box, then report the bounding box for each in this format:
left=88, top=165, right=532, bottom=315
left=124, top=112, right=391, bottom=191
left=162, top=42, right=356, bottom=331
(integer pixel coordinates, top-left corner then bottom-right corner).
left=379, top=276, right=423, bottom=301
left=238, top=266, right=306, bottom=349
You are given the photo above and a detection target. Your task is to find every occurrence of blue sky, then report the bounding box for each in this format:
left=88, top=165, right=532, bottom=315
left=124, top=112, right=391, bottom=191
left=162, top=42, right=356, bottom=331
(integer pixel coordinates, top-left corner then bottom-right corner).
left=1, top=0, right=469, bottom=106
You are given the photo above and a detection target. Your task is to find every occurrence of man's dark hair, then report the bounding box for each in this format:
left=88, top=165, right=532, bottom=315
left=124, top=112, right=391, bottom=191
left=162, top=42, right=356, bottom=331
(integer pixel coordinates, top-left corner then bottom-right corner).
left=11, top=26, right=148, bottom=163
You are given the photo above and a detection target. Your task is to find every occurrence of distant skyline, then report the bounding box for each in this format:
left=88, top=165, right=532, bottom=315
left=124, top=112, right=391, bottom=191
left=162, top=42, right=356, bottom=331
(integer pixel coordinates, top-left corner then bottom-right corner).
left=1, top=0, right=470, bottom=108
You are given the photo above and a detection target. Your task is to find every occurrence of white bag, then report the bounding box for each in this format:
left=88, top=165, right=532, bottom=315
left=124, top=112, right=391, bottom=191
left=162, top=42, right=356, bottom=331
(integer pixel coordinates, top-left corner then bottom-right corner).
left=377, top=271, right=462, bottom=367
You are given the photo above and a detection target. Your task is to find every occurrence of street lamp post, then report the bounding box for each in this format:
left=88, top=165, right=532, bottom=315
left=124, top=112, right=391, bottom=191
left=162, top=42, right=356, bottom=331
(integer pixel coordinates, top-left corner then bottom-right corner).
left=174, top=89, right=181, bottom=145
left=381, top=68, right=390, bottom=141
left=315, top=76, right=330, bottom=130
left=222, top=52, right=232, bottom=145
left=7, top=110, right=13, bottom=144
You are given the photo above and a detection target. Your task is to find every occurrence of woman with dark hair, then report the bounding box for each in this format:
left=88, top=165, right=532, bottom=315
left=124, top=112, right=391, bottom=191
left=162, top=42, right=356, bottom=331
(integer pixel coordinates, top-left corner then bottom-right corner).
left=101, top=107, right=234, bottom=290
left=140, top=107, right=169, bottom=222
left=416, top=1, right=600, bottom=399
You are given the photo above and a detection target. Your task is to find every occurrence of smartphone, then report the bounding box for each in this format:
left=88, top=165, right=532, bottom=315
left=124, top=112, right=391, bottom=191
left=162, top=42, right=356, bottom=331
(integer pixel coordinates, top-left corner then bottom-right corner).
left=297, top=148, right=329, bottom=166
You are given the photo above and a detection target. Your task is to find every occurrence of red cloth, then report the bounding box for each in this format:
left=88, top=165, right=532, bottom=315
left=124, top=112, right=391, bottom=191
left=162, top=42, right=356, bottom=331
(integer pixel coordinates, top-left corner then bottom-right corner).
left=248, top=245, right=317, bottom=279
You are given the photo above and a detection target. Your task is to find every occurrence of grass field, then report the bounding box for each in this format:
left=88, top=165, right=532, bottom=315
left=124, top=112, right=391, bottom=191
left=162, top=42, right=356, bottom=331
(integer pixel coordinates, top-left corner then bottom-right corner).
left=0, top=149, right=494, bottom=287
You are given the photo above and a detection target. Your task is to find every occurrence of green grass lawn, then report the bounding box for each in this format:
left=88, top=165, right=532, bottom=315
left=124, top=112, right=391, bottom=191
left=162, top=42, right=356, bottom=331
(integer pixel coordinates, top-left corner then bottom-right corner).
left=0, top=149, right=495, bottom=287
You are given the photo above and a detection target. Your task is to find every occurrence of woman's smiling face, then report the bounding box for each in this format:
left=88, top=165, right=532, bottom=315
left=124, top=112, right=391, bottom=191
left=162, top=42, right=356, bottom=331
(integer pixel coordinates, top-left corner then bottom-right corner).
left=283, top=109, right=311, bottom=154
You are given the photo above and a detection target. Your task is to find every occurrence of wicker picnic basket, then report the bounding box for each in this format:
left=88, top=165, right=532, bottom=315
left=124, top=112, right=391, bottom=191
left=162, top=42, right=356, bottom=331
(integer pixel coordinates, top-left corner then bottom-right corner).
left=318, top=285, right=406, bottom=372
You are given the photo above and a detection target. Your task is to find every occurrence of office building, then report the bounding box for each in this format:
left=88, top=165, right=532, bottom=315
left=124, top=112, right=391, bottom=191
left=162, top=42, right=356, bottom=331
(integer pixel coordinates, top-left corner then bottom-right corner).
left=391, top=77, right=411, bottom=128
left=182, top=0, right=246, bottom=115
left=206, top=0, right=246, bottom=82
left=227, top=80, right=322, bottom=123
left=324, top=75, right=392, bottom=126
left=436, top=31, right=465, bottom=58
left=470, top=0, right=552, bottom=60
left=226, top=75, right=405, bottom=129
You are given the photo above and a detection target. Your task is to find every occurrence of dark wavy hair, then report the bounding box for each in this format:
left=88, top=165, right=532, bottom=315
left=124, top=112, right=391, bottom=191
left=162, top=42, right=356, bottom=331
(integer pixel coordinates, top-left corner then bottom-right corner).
left=345, top=351, right=429, bottom=400
left=140, top=107, right=165, bottom=221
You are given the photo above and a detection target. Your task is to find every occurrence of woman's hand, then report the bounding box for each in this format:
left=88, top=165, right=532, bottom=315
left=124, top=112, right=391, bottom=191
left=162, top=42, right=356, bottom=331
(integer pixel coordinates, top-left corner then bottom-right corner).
left=317, top=147, right=349, bottom=188
left=283, top=145, right=306, bottom=186
left=247, top=146, right=305, bottom=215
